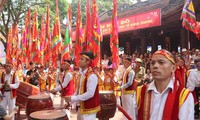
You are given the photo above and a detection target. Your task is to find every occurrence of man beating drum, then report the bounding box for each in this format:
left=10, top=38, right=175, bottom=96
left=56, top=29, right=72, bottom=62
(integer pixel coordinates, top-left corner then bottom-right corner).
left=63, top=52, right=100, bottom=120
left=50, top=59, right=74, bottom=119
left=115, top=57, right=136, bottom=120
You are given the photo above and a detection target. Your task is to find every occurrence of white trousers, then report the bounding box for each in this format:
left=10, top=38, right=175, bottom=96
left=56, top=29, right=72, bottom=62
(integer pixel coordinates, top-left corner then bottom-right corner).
left=60, top=97, right=71, bottom=120
left=121, top=94, right=135, bottom=120
left=77, top=108, right=96, bottom=120
left=0, top=91, right=16, bottom=120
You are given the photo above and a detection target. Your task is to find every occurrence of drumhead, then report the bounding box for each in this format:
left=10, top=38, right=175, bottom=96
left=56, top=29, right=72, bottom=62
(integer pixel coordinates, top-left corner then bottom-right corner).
left=30, top=110, right=67, bottom=119
left=99, top=91, right=113, bottom=94
left=28, top=94, right=50, bottom=99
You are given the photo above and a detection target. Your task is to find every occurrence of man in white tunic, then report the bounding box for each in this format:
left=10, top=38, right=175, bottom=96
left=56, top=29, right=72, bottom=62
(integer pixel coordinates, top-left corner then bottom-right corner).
left=64, top=52, right=100, bottom=120
left=133, top=49, right=194, bottom=120
left=117, top=57, right=135, bottom=119
left=0, top=62, right=19, bottom=120
left=186, top=59, right=200, bottom=119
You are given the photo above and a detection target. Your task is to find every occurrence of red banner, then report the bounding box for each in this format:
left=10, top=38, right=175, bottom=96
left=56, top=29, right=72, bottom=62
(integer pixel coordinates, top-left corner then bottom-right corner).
left=101, top=9, right=161, bottom=35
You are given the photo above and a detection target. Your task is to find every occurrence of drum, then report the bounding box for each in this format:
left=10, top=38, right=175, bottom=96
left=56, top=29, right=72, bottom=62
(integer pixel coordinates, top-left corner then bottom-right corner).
left=97, top=91, right=116, bottom=120
left=26, top=94, right=53, bottom=116
left=29, top=110, right=69, bottom=120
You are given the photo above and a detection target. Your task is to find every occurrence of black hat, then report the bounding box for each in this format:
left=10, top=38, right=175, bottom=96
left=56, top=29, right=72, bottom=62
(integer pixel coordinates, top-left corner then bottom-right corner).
left=63, top=59, right=71, bottom=65
left=194, top=59, right=200, bottom=63
left=124, top=57, right=132, bottom=62
left=80, top=52, right=94, bottom=60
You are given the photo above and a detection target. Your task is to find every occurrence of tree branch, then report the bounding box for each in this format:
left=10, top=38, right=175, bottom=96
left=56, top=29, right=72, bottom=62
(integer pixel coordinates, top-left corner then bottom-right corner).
left=2, top=12, right=6, bottom=27
left=10, top=2, right=16, bottom=22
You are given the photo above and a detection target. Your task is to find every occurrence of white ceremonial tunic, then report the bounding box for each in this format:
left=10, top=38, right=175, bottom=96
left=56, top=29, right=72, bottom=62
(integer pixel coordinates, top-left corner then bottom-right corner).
left=53, top=72, right=73, bottom=119
left=133, top=80, right=194, bottom=120
left=0, top=73, right=20, bottom=120
left=121, top=66, right=135, bottom=120
left=186, top=69, right=200, bottom=91
left=71, top=68, right=98, bottom=120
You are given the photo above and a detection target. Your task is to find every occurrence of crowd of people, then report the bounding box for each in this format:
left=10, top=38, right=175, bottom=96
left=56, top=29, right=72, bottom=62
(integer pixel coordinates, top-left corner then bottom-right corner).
left=0, top=48, right=199, bottom=120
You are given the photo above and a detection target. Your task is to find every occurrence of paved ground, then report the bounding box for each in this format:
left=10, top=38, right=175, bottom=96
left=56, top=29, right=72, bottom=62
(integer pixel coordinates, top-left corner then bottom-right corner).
left=16, top=94, right=126, bottom=120
left=16, top=94, right=200, bottom=120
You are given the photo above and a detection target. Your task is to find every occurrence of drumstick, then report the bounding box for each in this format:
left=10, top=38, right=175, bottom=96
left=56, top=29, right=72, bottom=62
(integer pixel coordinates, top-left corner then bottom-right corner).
left=58, top=80, right=65, bottom=96
left=116, top=104, right=133, bottom=120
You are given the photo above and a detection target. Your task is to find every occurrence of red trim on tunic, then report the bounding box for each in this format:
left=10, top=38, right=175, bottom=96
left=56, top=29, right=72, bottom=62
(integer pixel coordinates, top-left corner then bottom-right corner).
left=137, top=83, right=190, bottom=120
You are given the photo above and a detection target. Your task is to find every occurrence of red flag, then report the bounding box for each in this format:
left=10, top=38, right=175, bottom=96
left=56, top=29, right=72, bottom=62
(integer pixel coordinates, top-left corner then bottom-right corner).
left=68, top=4, right=73, bottom=51
left=74, top=0, right=83, bottom=66
left=26, top=8, right=31, bottom=64
left=91, top=0, right=102, bottom=67
left=52, top=0, right=61, bottom=67
left=11, top=24, right=19, bottom=61
left=6, top=24, right=19, bottom=64
left=21, top=8, right=31, bottom=64
left=83, top=0, right=92, bottom=51
left=44, top=3, right=51, bottom=64
left=31, top=10, right=39, bottom=63
left=110, top=0, right=119, bottom=69
left=6, top=28, right=12, bottom=62
left=39, top=14, right=46, bottom=64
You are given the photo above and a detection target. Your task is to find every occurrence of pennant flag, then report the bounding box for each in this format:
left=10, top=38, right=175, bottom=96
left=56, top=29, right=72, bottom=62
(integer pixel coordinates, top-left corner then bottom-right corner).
left=21, top=28, right=27, bottom=62
left=181, top=0, right=197, bottom=33
left=83, top=0, right=92, bottom=51
left=31, top=9, right=39, bottom=63
left=74, top=0, right=83, bottom=66
left=39, top=14, right=46, bottom=64
left=25, top=8, right=31, bottom=64
left=11, top=24, right=19, bottom=61
left=6, top=24, right=19, bottom=64
left=110, top=0, right=119, bottom=69
left=6, top=28, right=12, bottom=62
left=44, top=3, right=51, bottom=64
left=68, top=4, right=73, bottom=52
left=91, top=0, right=102, bottom=67
left=62, top=17, right=71, bottom=60
left=52, top=0, right=62, bottom=67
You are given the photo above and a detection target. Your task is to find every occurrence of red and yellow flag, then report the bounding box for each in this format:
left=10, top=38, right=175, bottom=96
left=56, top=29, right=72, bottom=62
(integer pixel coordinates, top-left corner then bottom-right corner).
left=83, top=0, right=92, bottom=51
left=110, top=0, right=119, bottom=69
left=31, top=9, right=39, bottom=63
left=39, top=14, right=46, bottom=64
left=74, top=0, right=83, bottom=66
left=6, top=28, right=12, bottom=62
left=91, top=0, right=102, bottom=67
left=44, top=3, right=51, bottom=64
left=52, top=0, right=61, bottom=67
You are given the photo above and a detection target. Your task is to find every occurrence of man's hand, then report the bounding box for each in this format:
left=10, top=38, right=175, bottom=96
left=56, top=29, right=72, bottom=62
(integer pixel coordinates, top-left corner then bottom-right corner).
left=64, top=96, right=71, bottom=102
left=50, top=89, right=57, bottom=94
left=14, top=106, right=19, bottom=112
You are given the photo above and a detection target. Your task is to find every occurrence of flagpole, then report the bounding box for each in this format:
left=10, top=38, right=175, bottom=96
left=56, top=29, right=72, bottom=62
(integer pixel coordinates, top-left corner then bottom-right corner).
left=187, top=30, right=190, bottom=50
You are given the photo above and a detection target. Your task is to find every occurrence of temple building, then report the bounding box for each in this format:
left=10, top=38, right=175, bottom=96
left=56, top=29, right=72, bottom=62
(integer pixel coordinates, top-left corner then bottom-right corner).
left=99, top=0, right=200, bottom=56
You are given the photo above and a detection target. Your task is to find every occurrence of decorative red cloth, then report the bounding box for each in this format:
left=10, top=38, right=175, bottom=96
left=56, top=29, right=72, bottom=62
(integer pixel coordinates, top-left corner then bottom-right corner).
left=80, top=67, right=100, bottom=114
left=62, top=72, right=74, bottom=96
left=153, top=49, right=175, bottom=64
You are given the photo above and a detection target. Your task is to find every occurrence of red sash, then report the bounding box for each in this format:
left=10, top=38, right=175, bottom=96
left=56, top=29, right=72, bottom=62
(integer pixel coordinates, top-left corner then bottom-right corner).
left=137, top=82, right=190, bottom=120
left=80, top=68, right=100, bottom=114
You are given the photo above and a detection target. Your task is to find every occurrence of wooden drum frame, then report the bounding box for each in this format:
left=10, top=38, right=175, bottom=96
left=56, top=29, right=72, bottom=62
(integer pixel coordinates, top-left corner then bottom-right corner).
left=26, top=94, right=53, bottom=116
left=97, top=91, right=117, bottom=120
